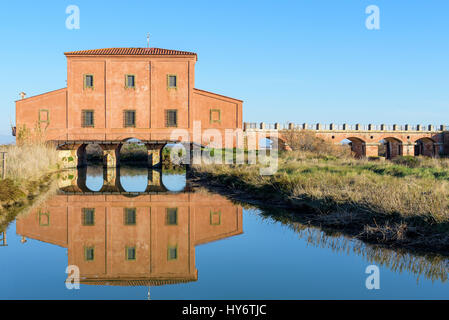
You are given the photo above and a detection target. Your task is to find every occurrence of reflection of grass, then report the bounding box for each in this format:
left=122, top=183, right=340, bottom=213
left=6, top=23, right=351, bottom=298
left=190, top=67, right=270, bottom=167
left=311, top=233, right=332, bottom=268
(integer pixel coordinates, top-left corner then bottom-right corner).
left=260, top=208, right=449, bottom=283
left=0, top=143, right=59, bottom=232
left=193, top=151, right=449, bottom=253
left=0, top=173, right=57, bottom=233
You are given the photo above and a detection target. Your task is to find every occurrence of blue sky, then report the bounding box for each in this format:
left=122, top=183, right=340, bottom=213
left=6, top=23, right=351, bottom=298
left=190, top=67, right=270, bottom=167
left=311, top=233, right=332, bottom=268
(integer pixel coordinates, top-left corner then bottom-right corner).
left=1, top=0, right=448, bottom=138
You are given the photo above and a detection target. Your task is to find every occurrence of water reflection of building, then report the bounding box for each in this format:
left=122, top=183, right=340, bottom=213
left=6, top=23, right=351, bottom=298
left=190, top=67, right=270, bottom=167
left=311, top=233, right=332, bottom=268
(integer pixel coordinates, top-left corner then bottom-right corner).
left=16, top=169, right=242, bottom=286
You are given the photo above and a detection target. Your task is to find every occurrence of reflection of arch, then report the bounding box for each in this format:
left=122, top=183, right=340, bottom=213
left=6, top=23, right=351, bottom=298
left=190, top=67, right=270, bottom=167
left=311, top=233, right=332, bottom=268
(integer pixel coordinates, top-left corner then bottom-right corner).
left=414, top=137, right=436, bottom=157
left=382, top=137, right=403, bottom=159
left=342, top=137, right=366, bottom=158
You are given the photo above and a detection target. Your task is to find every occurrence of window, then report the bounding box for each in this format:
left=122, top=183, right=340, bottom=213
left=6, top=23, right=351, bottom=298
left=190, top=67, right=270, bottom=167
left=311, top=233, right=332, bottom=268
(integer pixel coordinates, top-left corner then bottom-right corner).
left=125, top=74, right=135, bottom=88
left=125, top=246, right=136, bottom=261
left=210, top=109, right=221, bottom=124
left=124, top=208, right=136, bottom=225
left=84, top=247, right=95, bottom=261
left=84, top=74, right=94, bottom=89
left=38, top=109, right=50, bottom=129
left=81, top=110, right=94, bottom=127
left=167, top=74, right=177, bottom=89
left=123, top=110, right=136, bottom=127
left=82, top=208, right=95, bottom=226
left=167, top=245, right=178, bottom=260
left=166, top=208, right=178, bottom=225
left=165, top=109, right=177, bottom=127
left=210, top=211, right=221, bottom=226
left=39, top=211, right=50, bottom=226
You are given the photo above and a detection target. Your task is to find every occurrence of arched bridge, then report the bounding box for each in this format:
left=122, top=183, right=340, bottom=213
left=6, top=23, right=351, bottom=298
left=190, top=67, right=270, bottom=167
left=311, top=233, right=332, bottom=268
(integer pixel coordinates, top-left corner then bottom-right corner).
left=244, top=122, right=449, bottom=159
left=57, top=167, right=187, bottom=195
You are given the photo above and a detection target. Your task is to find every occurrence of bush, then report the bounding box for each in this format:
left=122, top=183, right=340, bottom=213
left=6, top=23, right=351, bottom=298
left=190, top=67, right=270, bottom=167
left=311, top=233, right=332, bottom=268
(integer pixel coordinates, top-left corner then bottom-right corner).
left=281, top=129, right=351, bottom=158
left=392, top=156, right=421, bottom=168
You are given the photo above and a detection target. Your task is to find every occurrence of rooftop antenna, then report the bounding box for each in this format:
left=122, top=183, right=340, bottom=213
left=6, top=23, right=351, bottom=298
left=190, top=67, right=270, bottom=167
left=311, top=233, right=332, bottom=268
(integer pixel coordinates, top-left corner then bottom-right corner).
left=146, top=33, right=150, bottom=48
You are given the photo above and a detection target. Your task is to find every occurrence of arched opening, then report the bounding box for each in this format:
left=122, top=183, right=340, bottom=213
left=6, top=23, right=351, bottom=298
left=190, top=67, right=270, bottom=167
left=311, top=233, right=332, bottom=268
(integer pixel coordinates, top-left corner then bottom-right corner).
left=414, top=138, right=436, bottom=157
left=161, top=169, right=187, bottom=192
left=85, top=165, right=104, bottom=191
left=161, top=143, right=188, bottom=165
left=340, top=137, right=366, bottom=158
left=120, top=138, right=147, bottom=164
left=381, top=137, right=403, bottom=159
left=85, top=143, right=103, bottom=164
left=259, top=136, right=290, bottom=152
left=119, top=166, right=149, bottom=192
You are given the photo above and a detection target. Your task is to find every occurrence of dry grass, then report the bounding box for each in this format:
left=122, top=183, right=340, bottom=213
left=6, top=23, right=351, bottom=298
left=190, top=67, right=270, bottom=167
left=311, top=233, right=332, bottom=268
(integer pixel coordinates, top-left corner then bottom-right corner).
left=1, top=143, right=59, bottom=182
left=192, top=132, right=449, bottom=252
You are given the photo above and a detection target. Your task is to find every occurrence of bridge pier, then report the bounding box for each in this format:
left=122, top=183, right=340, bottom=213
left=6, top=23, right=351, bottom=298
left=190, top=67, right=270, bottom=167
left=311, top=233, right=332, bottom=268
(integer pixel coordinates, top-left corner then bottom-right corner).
left=100, top=166, right=123, bottom=192
left=365, top=143, right=379, bottom=157
left=403, top=143, right=415, bottom=156
left=57, top=144, right=86, bottom=168
left=146, top=144, right=164, bottom=168
left=99, top=143, right=121, bottom=168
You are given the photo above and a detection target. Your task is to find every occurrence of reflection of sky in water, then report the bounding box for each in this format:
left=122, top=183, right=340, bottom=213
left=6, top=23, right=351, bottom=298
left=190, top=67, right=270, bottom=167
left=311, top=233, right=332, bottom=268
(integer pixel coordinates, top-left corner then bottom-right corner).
left=83, top=166, right=186, bottom=192
left=1, top=165, right=448, bottom=299
left=85, top=167, right=103, bottom=191
left=119, top=174, right=148, bottom=192
left=161, top=174, right=186, bottom=192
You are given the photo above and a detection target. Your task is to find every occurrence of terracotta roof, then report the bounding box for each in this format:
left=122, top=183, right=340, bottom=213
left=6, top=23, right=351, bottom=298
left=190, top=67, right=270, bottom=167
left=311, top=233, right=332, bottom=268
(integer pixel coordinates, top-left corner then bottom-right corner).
left=80, top=278, right=197, bottom=286
left=64, top=47, right=197, bottom=57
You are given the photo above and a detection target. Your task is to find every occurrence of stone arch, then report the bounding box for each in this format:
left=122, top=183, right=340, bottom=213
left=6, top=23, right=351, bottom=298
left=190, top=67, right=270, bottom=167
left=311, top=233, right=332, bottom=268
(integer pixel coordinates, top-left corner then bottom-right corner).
left=414, top=137, right=436, bottom=157
left=382, top=137, right=403, bottom=159
left=262, top=134, right=291, bottom=151
left=119, top=137, right=146, bottom=164
left=341, top=137, right=366, bottom=158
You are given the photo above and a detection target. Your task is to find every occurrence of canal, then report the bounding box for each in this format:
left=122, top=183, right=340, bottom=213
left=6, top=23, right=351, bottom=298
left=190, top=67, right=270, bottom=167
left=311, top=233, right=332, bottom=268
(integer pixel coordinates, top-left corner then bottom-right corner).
left=0, top=165, right=448, bottom=299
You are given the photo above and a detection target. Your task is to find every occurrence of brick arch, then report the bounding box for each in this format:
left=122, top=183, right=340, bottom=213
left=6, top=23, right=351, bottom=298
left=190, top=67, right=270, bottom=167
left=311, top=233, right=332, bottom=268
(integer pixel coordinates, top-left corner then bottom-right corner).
left=261, top=134, right=292, bottom=151
left=340, top=137, right=366, bottom=158
left=380, top=137, right=403, bottom=159
left=414, top=137, right=436, bottom=157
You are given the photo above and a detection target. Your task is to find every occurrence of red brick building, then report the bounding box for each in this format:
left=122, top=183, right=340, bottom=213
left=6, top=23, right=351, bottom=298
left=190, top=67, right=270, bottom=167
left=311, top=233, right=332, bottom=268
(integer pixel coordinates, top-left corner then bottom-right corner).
left=15, top=47, right=243, bottom=167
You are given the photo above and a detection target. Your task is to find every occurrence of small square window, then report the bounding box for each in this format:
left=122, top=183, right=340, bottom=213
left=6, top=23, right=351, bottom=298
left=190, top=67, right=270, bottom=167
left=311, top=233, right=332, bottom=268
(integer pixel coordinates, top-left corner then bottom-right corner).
left=84, top=74, right=94, bottom=89
left=166, top=208, right=178, bottom=225
left=165, top=109, right=177, bottom=127
left=85, top=247, right=94, bottom=261
left=210, top=109, right=221, bottom=124
left=123, top=110, right=136, bottom=128
left=39, top=211, right=50, bottom=226
left=82, top=110, right=94, bottom=127
left=167, top=75, right=177, bottom=88
left=210, top=211, right=221, bottom=226
left=125, top=74, right=135, bottom=88
left=124, top=208, right=136, bottom=225
left=82, top=208, right=95, bottom=226
left=167, top=245, right=178, bottom=260
left=126, top=247, right=136, bottom=261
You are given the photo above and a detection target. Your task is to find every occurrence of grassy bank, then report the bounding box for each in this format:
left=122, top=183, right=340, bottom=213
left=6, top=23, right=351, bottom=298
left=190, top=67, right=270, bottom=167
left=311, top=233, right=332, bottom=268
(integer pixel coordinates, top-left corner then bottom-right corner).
left=191, top=133, right=449, bottom=254
left=0, top=144, right=59, bottom=231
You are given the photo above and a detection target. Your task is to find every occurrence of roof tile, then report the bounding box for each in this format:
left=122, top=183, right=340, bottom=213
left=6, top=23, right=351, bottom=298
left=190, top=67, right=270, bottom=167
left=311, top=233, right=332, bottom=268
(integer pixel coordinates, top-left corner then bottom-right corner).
left=64, top=47, right=197, bottom=57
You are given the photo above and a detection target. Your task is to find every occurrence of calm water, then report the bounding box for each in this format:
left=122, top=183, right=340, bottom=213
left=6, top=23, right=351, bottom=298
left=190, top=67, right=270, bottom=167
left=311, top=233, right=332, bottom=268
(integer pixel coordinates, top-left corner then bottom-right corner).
left=0, top=165, right=448, bottom=299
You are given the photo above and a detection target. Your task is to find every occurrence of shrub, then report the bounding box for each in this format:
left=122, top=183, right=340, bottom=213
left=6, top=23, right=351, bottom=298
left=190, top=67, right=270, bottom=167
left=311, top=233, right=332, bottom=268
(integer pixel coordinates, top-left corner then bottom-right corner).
left=282, top=129, right=351, bottom=158
left=392, top=156, right=421, bottom=168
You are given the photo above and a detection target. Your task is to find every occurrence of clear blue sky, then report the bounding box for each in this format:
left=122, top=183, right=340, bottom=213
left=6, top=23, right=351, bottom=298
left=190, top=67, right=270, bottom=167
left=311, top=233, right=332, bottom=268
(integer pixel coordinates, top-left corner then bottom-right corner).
left=1, top=0, right=448, bottom=137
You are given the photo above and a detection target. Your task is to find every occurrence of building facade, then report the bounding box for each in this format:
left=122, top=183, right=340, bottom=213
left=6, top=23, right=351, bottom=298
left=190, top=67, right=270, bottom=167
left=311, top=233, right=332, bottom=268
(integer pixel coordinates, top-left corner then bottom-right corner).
left=15, top=47, right=243, bottom=166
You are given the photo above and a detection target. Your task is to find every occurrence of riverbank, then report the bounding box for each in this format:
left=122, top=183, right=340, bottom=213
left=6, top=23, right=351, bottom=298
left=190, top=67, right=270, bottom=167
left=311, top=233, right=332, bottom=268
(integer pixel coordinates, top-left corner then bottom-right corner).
left=0, top=144, right=59, bottom=232
left=191, top=151, right=449, bottom=255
